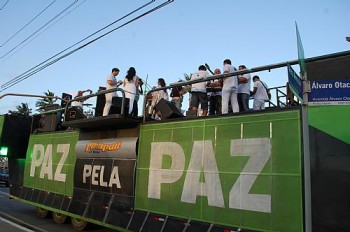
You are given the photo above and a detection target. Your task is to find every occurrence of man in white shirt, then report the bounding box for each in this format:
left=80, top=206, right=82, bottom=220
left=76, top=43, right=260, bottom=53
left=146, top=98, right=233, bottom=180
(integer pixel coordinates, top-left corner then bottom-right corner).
left=222, top=59, right=239, bottom=114
left=103, top=68, right=122, bottom=116
left=190, top=65, right=210, bottom=116
left=251, top=75, right=269, bottom=110
left=237, top=65, right=251, bottom=112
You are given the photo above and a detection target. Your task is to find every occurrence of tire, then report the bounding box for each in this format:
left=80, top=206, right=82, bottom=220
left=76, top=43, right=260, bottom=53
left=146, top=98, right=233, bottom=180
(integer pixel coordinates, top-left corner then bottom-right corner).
left=53, top=211, right=68, bottom=224
left=36, top=207, right=50, bottom=218
left=71, top=217, right=88, bottom=231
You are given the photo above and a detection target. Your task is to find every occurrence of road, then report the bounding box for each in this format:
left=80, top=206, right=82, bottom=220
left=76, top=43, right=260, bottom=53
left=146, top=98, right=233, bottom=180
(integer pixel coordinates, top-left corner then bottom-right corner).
left=0, top=185, right=116, bottom=232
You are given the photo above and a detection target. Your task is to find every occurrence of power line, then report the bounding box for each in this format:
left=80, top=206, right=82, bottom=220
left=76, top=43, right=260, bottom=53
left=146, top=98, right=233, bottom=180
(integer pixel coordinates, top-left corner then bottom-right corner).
left=0, top=0, right=86, bottom=64
left=1, top=0, right=153, bottom=88
left=0, top=0, right=9, bottom=10
left=1, top=0, right=174, bottom=91
left=0, top=0, right=55, bottom=47
left=0, top=0, right=79, bottom=59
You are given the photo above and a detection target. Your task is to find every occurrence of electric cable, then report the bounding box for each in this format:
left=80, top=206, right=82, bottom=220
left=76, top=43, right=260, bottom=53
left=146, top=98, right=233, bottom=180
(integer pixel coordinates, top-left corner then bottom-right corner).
left=0, top=0, right=79, bottom=59
left=1, top=0, right=174, bottom=91
left=4, top=0, right=174, bottom=89
left=0, top=0, right=86, bottom=64
left=1, top=0, right=164, bottom=90
left=0, top=0, right=55, bottom=47
left=0, top=0, right=9, bottom=10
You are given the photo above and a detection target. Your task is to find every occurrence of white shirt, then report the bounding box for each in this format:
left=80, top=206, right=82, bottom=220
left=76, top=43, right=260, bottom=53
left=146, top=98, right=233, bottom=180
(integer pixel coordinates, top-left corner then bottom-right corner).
left=238, top=73, right=251, bottom=94
left=191, top=70, right=210, bottom=93
left=222, top=64, right=238, bottom=89
left=253, top=81, right=269, bottom=101
left=106, top=73, right=118, bottom=97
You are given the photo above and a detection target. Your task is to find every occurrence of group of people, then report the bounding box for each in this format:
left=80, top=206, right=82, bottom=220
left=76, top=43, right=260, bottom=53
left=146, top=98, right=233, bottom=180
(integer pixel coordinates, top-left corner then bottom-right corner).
left=188, top=59, right=270, bottom=116
left=75, top=60, right=270, bottom=119
left=102, top=67, right=143, bottom=117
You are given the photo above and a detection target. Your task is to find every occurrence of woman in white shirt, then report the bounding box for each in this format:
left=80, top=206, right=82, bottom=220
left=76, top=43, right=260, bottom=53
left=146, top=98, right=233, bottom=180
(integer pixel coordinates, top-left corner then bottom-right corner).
left=123, top=67, right=139, bottom=115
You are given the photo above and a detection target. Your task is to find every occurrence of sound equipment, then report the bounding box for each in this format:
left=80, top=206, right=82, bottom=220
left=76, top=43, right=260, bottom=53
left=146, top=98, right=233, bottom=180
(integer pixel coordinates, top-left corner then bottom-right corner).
left=95, top=87, right=106, bottom=117
left=61, top=93, right=72, bottom=108
left=154, top=99, right=184, bottom=119
left=186, top=110, right=197, bottom=118
left=110, top=97, right=130, bottom=115
left=34, top=104, right=63, bottom=132
left=65, top=106, right=86, bottom=121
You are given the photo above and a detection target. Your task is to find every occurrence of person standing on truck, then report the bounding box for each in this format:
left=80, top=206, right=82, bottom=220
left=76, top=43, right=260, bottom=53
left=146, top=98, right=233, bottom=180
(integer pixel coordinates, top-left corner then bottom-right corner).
left=237, top=65, right=251, bottom=112
left=190, top=65, right=210, bottom=116
left=221, top=59, right=238, bottom=114
left=73, top=89, right=93, bottom=107
left=251, top=75, right=269, bottom=110
left=207, top=68, right=223, bottom=115
left=103, top=68, right=122, bottom=116
left=123, top=67, right=139, bottom=115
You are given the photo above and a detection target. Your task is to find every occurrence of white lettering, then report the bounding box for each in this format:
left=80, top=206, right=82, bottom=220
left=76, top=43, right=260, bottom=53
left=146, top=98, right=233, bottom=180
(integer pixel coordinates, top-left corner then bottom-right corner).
left=181, top=140, right=224, bottom=208
left=83, top=165, right=92, bottom=183
left=39, top=144, right=53, bottom=180
left=148, top=142, right=185, bottom=199
left=54, top=144, right=70, bottom=182
left=92, top=165, right=100, bottom=185
left=30, top=144, right=45, bottom=177
left=229, top=138, right=272, bottom=213
left=109, top=166, right=121, bottom=188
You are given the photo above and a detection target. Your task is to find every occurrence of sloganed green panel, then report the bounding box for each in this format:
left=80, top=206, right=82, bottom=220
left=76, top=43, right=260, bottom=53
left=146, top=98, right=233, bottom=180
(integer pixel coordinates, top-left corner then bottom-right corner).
left=135, top=110, right=303, bottom=232
left=23, top=131, right=79, bottom=196
left=309, top=105, right=350, bottom=144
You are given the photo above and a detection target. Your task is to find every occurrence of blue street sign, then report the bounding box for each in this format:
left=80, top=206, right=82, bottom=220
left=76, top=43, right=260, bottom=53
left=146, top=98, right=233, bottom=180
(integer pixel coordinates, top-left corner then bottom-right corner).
left=288, top=64, right=303, bottom=102
left=308, top=80, right=350, bottom=105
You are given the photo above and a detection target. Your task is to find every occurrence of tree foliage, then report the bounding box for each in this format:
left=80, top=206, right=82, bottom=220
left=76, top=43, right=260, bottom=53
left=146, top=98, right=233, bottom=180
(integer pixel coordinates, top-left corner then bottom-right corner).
left=35, top=90, right=56, bottom=112
left=8, top=103, right=32, bottom=116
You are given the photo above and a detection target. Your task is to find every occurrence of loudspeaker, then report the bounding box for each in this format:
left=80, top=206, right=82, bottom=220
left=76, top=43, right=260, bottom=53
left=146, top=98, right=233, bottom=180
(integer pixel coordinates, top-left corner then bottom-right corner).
left=154, top=99, right=184, bottom=119
left=61, top=93, right=72, bottom=108
left=65, top=106, right=86, bottom=121
left=186, top=110, right=197, bottom=118
left=37, top=113, right=62, bottom=132
left=110, top=97, right=130, bottom=114
left=35, top=104, right=63, bottom=132
left=95, top=87, right=106, bottom=117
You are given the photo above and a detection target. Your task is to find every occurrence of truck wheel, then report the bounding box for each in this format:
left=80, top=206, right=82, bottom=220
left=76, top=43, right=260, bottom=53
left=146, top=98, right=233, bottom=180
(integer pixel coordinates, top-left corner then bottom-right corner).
left=53, top=211, right=68, bottom=224
left=36, top=207, right=50, bottom=218
left=71, top=217, right=88, bottom=231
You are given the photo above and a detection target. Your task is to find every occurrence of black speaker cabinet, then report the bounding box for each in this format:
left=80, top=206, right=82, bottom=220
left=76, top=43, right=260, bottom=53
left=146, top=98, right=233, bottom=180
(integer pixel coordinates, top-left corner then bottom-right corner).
left=110, top=97, right=130, bottom=114
left=186, top=110, right=197, bottom=118
left=61, top=93, right=72, bottom=108
left=95, top=87, right=106, bottom=117
left=154, top=99, right=184, bottom=119
left=65, top=106, right=86, bottom=121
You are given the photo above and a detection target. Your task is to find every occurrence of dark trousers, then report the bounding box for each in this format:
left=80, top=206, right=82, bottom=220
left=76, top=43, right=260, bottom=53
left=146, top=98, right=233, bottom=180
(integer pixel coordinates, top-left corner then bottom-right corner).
left=238, top=93, right=250, bottom=112
left=209, top=95, right=222, bottom=115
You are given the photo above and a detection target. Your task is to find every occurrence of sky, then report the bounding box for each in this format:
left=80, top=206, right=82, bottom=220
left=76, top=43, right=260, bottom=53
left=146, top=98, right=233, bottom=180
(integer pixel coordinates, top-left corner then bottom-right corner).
left=0, top=0, right=349, bottom=115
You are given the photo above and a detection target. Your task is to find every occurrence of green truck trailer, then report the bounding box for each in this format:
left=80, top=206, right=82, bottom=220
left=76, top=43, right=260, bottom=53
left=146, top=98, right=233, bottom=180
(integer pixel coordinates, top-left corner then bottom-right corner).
left=0, top=51, right=349, bottom=231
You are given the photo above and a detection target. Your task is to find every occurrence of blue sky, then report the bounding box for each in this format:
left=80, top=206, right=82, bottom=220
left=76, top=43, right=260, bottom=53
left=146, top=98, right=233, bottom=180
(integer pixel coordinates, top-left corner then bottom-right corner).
left=0, top=0, right=349, bottom=114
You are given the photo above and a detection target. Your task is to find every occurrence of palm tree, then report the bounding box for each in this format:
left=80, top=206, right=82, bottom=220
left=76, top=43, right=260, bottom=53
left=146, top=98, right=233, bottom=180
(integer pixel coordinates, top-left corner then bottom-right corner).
left=8, top=103, right=32, bottom=116
left=35, top=90, right=56, bottom=112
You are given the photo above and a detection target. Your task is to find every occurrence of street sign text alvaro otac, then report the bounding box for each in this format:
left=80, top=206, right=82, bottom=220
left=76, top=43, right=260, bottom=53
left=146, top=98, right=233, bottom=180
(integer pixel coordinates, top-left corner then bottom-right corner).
left=308, top=80, right=350, bottom=105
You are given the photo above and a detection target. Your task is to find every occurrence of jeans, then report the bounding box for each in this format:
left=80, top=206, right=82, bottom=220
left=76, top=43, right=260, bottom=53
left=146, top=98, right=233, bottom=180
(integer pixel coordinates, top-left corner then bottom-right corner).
left=238, top=93, right=250, bottom=112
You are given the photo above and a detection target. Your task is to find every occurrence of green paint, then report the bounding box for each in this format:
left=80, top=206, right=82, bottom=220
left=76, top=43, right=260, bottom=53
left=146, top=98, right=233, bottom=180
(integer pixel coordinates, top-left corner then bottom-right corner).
left=135, top=110, right=303, bottom=232
left=309, top=105, right=350, bottom=144
left=23, top=131, right=79, bottom=196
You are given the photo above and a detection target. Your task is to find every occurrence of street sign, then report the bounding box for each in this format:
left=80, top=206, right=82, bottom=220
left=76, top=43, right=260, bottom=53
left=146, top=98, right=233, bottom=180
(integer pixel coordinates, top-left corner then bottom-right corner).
left=296, top=23, right=306, bottom=75
left=308, top=80, right=350, bottom=105
left=287, top=64, right=303, bottom=102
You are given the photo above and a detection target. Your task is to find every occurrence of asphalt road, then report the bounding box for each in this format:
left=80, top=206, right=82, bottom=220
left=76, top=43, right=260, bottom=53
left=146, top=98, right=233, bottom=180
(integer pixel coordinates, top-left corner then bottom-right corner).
left=0, top=185, right=116, bottom=232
